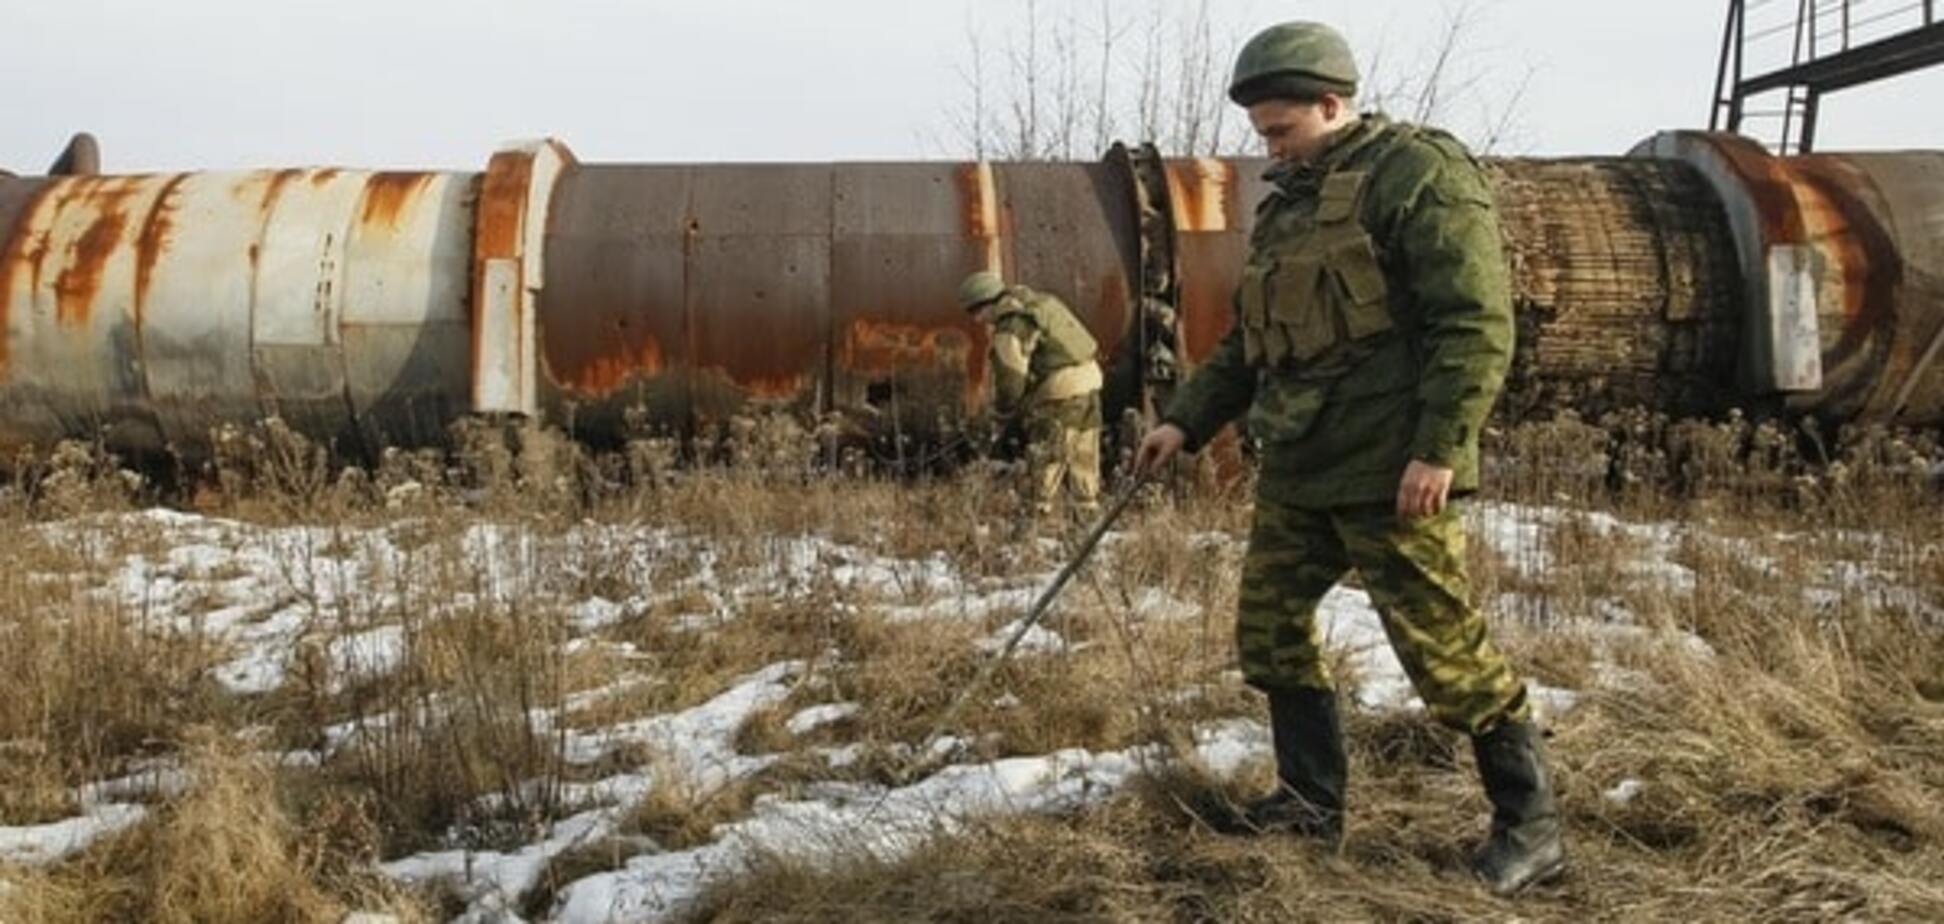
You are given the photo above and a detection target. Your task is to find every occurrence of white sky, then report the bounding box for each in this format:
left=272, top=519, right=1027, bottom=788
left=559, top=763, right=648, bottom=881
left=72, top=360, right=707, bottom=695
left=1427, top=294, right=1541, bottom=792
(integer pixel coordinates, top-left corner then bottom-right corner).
left=4, top=0, right=1942, bottom=173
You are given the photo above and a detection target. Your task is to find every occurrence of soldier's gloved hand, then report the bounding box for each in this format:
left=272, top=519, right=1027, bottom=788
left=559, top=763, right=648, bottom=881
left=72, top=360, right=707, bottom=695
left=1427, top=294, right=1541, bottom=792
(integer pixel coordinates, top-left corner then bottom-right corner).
left=1396, top=459, right=1455, bottom=518
left=1134, top=424, right=1186, bottom=475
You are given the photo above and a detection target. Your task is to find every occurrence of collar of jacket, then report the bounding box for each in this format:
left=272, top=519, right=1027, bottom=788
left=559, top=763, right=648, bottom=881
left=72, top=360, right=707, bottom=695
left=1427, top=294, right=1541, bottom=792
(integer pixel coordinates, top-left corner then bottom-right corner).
left=1263, top=113, right=1393, bottom=193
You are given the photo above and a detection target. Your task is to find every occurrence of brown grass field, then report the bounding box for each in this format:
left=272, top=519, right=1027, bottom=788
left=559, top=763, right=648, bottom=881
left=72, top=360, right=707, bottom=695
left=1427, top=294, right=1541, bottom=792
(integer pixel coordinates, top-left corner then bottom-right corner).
left=0, top=412, right=1939, bottom=923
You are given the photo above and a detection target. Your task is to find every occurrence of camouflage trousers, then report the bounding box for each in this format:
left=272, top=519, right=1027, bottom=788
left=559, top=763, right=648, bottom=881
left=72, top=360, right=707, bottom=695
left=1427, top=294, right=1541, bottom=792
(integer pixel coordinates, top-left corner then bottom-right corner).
left=1236, top=495, right=1529, bottom=734
left=1024, top=392, right=1102, bottom=515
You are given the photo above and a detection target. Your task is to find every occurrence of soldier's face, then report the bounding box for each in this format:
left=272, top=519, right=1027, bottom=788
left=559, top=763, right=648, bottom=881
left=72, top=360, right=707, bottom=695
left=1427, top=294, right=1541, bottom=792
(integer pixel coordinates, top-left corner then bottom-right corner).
left=1248, top=97, right=1345, bottom=164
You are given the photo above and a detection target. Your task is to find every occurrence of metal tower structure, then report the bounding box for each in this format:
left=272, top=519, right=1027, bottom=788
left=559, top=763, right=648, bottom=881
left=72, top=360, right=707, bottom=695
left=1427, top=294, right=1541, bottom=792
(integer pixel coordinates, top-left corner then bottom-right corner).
left=1712, top=0, right=1944, bottom=154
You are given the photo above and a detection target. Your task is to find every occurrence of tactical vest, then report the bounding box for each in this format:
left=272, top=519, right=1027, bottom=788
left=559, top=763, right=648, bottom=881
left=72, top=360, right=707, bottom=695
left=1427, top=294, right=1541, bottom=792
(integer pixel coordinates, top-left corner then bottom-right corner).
left=1238, top=160, right=1396, bottom=376
left=996, top=288, right=1099, bottom=371
left=995, top=287, right=1102, bottom=404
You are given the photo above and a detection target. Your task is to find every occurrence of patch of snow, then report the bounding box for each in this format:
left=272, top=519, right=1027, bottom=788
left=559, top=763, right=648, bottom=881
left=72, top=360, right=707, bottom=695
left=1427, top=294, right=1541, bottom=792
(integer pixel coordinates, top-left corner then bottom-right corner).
left=568, top=596, right=630, bottom=632
left=383, top=808, right=615, bottom=917
left=0, top=803, right=147, bottom=865
left=785, top=703, right=860, bottom=737
left=549, top=746, right=1149, bottom=923
left=879, top=585, right=1042, bottom=625
left=327, top=624, right=407, bottom=692
left=1603, top=778, right=1645, bottom=806
left=976, top=619, right=1066, bottom=655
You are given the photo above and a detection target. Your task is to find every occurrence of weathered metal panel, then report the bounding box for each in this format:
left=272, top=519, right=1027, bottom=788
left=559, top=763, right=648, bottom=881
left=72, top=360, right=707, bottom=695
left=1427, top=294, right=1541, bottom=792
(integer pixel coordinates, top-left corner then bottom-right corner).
left=684, top=165, right=832, bottom=422
left=1164, top=158, right=1252, bottom=369
left=537, top=165, right=693, bottom=440
left=341, top=171, right=474, bottom=449
left=250, top=168, right=364, bottom=452
left=139, top=172, right=276, bottom=454
left=0, top=175, right=178, bottom=455
left=471, top=140, right=574, bottom=417
left=829, top=163, right=990, bottom=441
left=1791, top=151, right=1944, bottom=423
left=991, top=163, right=1141, bottom=365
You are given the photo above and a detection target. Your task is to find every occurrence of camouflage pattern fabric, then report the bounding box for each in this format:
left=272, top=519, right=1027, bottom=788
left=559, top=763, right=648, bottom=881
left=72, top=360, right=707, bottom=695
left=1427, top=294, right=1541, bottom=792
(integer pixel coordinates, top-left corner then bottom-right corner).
left=1237, top=496, right=1529, bottom=734
left=987, top=285, right=1103, bottom=515
left=1025, top=393, right=1102, bottom=515
left=1161, top=114, right=1514, bottom=509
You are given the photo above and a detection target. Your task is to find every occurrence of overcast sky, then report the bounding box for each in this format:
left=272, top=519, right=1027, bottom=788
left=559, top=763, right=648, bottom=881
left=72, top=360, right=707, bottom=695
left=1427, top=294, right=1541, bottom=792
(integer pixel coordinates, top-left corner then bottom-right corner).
left=5, top=0, right=1941, bottom=173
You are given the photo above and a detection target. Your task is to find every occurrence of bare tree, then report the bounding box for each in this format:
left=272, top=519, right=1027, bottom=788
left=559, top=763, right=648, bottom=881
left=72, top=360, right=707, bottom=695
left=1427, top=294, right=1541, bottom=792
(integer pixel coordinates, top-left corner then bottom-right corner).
left=947, top=0, right=1531, bottom=161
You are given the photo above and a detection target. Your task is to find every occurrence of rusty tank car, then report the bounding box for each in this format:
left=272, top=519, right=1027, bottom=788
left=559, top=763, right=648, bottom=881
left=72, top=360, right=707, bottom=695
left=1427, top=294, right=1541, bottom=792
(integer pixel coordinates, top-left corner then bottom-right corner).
left=2, top=131, right=1940, bottom=464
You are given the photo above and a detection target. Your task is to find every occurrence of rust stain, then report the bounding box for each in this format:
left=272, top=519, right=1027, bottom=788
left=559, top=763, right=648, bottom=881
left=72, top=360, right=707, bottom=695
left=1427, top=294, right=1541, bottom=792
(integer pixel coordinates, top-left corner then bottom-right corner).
left=475, top=156, right=532, bottom=260
left=0, top=184, right=63, bottom=372
left=1788, top=155, right=1905, bottom=415
left=727, top=370, right=811, bottom=401
left=308, top=168, right=342, bottom=187
left=50, top=178, right=144, bottom=328
left=258, top=168, right=302, bottom=218
left=548, top=332, right=666, bottom=397
left=1094, top=271, right=1130, bottom=359
left=1790, top=156, right=1898, bottom=326
left=841, top=317, right=974, bottom=372
left=1708, top=136, right=1808, bottom=243
left=359, top=172, right=434, bottom=229
left=473, top=153, right=534, bottom=380
left=954, top=162, right=1004, bottom=271
left=1164, top=158, right=1236, bottom=233
left=134, top=174, right=189, bottom=319
left=23, top=228, right=53, bottom=298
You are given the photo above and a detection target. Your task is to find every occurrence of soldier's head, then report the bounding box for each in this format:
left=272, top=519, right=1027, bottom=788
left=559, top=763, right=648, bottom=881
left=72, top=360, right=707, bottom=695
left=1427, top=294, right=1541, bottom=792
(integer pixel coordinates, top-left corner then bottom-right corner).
left=1229, top=22, right=1360, bottom=165
left=957, top=270, right=1006, bottom=322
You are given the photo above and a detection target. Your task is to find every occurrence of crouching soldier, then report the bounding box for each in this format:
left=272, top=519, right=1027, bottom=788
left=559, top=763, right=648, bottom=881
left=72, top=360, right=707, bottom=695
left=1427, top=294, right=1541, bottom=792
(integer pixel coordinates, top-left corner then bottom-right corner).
left=958, top=271, right=1104, bottom=516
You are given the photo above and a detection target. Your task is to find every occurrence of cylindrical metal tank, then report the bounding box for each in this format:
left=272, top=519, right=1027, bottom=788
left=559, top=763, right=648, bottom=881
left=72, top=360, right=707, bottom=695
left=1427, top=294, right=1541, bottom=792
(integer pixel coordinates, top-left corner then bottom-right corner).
left=1, top=132, right=1939, bottom=466
left=0, top=169, right=473, bottom=460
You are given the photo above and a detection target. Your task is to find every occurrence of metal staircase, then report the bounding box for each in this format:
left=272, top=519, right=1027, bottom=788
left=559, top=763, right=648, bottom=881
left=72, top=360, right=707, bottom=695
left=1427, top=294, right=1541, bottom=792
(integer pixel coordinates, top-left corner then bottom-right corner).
left=1711, top=0, right=1943, bottom=153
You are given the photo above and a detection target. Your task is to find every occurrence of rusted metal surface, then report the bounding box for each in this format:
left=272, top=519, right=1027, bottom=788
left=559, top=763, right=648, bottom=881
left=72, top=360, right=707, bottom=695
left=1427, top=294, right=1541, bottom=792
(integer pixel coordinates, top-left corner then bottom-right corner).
left=1636, top=132, right=1944, bottom=425
left=1165, top=157, right=1258, bottom=370
left=538, top=165, right=692, bottom=438
left=3, top=137, right=1942, bottom=468
left=471, top=138, right=574, bottom=420
left=538, top=158, right=1141, bottom=450
left=341, top=170, right=474, bottom=450
left=829, top=163, right=990, bottom=443
left=0, top=167, right=474, bottom=460
left=1792, top=152, right=1944, bottom=424
left=1489, top=157, right=1744, bottom=420
left=684, top=165, right=831, bottom=420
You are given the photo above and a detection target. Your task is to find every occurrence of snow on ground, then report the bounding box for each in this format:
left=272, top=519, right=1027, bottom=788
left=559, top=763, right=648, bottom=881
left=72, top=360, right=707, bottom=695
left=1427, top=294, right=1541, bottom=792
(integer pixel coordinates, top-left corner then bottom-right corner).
left=0, top=804, right=148, bottom=866
left=7, top=500, right=1935, bottom=921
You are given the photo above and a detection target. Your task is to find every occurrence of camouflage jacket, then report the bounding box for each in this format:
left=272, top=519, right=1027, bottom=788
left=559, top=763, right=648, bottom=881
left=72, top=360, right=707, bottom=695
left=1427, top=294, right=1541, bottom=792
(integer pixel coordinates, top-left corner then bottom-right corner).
left=989, top=286, right=1101, bottom=418
left=1161, top=115, right=1513, bottom=507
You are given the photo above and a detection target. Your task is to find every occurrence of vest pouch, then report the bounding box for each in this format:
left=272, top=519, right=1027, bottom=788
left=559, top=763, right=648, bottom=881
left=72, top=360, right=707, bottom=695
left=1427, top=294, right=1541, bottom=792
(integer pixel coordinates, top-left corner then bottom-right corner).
left=1239, top=261, right=1272, bottom=364
left=1268, top=256, right=1335, bottom=362
left=1327, top=236, right=1395, bottom=341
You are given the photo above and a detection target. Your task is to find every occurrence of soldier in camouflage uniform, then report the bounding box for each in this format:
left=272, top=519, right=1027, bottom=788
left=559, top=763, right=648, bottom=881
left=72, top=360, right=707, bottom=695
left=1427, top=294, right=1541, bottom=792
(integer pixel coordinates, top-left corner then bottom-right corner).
left=959, top=271, right=1104, bottom=516
left=1133, top=22, right=1565, bottom=896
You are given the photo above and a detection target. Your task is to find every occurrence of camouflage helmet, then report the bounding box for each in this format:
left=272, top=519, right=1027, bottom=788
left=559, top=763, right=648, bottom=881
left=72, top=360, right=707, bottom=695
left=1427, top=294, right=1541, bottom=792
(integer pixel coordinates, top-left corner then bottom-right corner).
left=1228, top=21, right=1359, bottom=106
left=957, top=270, right=1006, bottom=312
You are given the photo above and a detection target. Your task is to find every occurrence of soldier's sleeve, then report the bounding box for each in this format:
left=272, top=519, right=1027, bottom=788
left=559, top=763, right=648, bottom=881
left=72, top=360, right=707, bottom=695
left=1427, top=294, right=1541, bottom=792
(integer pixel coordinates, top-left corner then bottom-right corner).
left=989, top=314, right=1039, bottom=417
left=1159, top=304, right=1255, bottom=452
left=1388, top=146, right=1514, bottom=467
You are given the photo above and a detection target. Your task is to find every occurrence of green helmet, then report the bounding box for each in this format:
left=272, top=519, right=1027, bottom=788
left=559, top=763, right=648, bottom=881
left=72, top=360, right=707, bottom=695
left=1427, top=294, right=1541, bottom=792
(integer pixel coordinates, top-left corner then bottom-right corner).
left=957, top=271, right=1006, bottom=312
left=1228, top=21, right=1359, bottom=106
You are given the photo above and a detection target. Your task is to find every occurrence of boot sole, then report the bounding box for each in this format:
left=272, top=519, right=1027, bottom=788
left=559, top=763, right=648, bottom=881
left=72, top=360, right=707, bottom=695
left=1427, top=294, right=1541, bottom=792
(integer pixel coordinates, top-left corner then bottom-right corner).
left=1489, top=855, right=1567, bottom=898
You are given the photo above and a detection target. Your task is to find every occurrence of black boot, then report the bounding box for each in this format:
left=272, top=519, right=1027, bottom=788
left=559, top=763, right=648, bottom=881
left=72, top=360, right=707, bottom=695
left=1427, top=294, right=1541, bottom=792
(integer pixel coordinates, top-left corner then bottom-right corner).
left=1243, top=687, right=1346, bottom=844
left=1470, top=718, right=1566, bottom=896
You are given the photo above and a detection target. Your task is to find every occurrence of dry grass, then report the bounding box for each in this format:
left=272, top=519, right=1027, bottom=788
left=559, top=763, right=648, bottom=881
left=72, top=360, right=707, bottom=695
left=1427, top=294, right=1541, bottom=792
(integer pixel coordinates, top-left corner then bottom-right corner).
left=0, top=412, right=1939, bottom=922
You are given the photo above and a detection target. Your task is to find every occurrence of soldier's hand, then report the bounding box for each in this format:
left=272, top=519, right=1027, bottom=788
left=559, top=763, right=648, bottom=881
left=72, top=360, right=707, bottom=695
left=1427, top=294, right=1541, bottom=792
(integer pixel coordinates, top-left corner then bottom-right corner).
left=1396, top=460, right=1455, bottom=518
left=1133, top=424, right=1187, bottom=475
